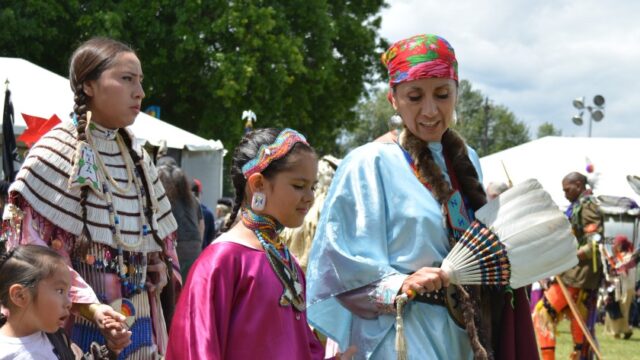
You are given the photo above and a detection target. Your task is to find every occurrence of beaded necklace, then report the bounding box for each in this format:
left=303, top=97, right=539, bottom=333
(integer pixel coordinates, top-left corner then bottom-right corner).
left=85, top=123, right=135, bottom=194
left=241, top=208, right=305, bottom=312
left=84, top=121, right=151, bottom=294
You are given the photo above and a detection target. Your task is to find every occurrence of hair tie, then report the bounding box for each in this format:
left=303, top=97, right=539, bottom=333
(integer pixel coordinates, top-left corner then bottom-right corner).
left=241, top=129, right=308, bottom=178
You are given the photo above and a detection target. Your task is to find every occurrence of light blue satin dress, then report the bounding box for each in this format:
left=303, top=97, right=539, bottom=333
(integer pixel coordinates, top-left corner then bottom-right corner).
left=306, top=140, right=483, bottom=360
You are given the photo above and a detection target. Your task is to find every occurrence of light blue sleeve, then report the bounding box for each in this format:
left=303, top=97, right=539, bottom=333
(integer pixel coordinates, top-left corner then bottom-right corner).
left=305, top=143, right=403, bottom=350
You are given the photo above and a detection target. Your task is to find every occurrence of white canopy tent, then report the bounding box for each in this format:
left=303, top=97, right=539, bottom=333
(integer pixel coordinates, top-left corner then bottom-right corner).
left=0, top=57, right=225, bottom=208
left=480, top=136, right=640, bottom=245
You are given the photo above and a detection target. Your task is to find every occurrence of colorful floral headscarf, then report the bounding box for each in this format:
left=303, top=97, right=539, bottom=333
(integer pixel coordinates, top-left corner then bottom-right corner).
left=381, top=34, right=458, bottom=87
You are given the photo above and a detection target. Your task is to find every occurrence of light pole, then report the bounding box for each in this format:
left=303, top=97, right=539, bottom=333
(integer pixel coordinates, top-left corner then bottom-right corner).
left=571, top=95, right=605, bottom=137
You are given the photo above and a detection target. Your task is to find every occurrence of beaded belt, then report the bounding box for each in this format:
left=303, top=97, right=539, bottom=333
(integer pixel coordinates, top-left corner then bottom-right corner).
left=413, top=288, right=446, bottom=306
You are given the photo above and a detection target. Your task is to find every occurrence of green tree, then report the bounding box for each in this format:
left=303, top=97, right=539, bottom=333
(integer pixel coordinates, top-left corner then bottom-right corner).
left=340, top=87, right=394, bottom=153
left=454, top=80, right=530, bottom=156
left=537, top=122, right=562, bottom=138
left=0, top=0, right=386, bottom=156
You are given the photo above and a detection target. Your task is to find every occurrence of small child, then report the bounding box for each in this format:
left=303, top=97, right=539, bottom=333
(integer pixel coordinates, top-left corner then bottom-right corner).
left=0, top=245, right=123, bottom=360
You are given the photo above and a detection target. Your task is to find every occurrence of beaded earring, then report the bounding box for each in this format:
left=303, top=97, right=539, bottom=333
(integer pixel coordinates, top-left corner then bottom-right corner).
left=251, top=192, right=266, bottom=211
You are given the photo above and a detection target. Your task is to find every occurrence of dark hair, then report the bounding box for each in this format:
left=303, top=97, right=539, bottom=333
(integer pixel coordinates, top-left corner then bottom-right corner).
left=158, top=165, right=195, bottom=209
left=0, top=245, right=66, bottom=326
left=564, top=172, right=587, bottom=188
left=69, top=37, right=136, bottom=254
left=223, top=128, right=315, bottom=231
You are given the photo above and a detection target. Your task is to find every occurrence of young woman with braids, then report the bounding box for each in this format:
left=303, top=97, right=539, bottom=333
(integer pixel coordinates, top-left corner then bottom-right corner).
left=305, top=34, right=538, bottom=359
left=166, top=128, right=356, bottom=359
left=4, top=37, right=179, bottom=358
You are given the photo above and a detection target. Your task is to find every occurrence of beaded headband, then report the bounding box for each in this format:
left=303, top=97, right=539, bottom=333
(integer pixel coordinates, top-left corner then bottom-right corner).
left=241, top=128, right=309, bottom=178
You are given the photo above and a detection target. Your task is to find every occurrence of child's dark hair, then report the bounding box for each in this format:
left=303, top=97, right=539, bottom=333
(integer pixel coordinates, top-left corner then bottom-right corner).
left=0, top=245, right=66, bottom=327
left=223, top=128, right=315, bottom=231
left=69, top=37, right=137, bottom=255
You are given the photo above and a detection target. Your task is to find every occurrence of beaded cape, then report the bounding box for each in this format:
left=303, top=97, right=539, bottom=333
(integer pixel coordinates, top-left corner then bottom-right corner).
left=10, top=121, right=177, bottom=254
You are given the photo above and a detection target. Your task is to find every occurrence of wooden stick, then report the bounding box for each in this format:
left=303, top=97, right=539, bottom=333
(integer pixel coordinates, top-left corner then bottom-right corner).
left=556, top=277, right=603, bottom=360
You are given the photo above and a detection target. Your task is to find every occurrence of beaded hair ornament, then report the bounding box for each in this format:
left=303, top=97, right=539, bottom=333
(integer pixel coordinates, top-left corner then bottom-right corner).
left=241, top=128, right=309, bottom=178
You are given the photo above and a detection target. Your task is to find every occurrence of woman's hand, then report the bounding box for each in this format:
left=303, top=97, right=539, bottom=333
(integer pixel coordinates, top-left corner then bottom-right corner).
left=400, top=267, right=450, bottom=296
left=146, top=252, right=168, bottom=294
left=336, top=345, right=357, bottom=360
left=92, top=304, right=132, bottom=353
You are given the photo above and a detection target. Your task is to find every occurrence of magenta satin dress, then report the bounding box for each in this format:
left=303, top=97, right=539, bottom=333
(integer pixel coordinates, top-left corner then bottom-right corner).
left=166, top=241, right=325, bottom=360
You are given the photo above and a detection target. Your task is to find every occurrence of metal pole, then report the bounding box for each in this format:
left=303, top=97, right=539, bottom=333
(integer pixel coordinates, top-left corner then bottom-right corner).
left=587, top=106, right=593, bottom=137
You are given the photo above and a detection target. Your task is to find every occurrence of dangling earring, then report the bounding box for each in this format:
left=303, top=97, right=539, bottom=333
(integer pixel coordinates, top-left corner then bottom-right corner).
left=251, top=192, right=266, bottom=211
left=451, top=110, right=458, bottom=125
left=389, top=113, right=403, bottom=134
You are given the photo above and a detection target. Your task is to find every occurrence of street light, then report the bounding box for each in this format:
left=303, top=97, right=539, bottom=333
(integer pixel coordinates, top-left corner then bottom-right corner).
left=571, top=95, right=605, bottom=137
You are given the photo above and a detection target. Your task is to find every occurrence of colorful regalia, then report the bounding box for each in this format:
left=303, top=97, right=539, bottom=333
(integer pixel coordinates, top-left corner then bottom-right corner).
left=306, top=141, right=478, bottom=359
left=306, top=139, right=537, bottom=359
left=166, top=228, right=325, bottom=359
left=6, top=121, right=179, bottom=359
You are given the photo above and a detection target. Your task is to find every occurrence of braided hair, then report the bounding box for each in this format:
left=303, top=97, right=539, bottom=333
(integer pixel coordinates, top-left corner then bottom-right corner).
left=401, top=128, right=494, bottom=359
left=223, top=128, right=316, bottom=232
left=68, top=37, right=135, bottom=255
left=0, top=246, right=65, bottom=327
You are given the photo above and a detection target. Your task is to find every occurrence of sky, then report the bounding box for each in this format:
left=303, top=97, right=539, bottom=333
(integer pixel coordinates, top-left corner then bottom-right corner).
left=379, top=0, right=640, bottom=138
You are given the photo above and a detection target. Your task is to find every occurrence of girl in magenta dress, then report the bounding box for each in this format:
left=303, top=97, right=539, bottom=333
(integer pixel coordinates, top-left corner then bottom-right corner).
left=166, top=128, right=355, bottom=359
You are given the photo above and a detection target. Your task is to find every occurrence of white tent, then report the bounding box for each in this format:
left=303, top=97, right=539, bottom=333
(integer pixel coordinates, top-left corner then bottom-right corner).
left=480, top=136, right=640, bottom=244
left=0, top=57, right=225, bottom=208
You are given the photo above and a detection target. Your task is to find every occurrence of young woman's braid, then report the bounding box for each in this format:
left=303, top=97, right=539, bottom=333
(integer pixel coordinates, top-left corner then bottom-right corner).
left=73, top=83, right=93, bottom=257
left=118, top=129, right=165, bottom=252
left=120, top=130, right=176, bottom=326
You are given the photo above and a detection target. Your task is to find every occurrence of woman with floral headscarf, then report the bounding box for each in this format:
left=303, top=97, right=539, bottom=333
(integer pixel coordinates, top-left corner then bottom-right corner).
left=306, top=34, right=537, bottom=359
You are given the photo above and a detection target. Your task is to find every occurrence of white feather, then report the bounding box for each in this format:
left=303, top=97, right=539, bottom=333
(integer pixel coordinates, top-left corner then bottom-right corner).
left=443, top=179, right=578, bottom=288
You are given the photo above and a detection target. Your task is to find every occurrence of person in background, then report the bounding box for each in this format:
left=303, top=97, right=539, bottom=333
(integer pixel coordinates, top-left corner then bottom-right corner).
left=604, top=235, right=636, bottom=339
left=157, top=165, right=203, bottom=279
left=486, top=181, right=509, bottom=200
left=532, top=172, right=604, bottom=360
left=0, top=180, right=10, bottom=253
left=214, top=197, right=233, bottom=239
left=191, top=178, right=216, bottom=249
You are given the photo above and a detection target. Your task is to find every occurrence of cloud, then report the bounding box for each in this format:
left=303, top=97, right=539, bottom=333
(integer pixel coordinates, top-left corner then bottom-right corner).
left=380, top=0, right=640, bottom=138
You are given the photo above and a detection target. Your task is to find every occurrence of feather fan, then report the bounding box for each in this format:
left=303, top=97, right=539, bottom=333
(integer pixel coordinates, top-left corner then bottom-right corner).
left=441, top=178, right=579, bottom=289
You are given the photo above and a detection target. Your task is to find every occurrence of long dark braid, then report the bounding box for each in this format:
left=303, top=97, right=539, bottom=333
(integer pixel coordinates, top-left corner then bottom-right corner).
left=120, top=129, right=176, bottom=327
left=118, top=129, right=166, bottom=252
left=73, top=83, right=93, bottom=257
left=400, top=128, right=491, bottom=360
left=69, top=37, right=135, bottom=257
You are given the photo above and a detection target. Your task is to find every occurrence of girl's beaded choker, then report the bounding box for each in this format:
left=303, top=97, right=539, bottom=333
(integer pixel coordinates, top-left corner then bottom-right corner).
left=241, top=207, right=305, bottom=312
left=240, top=207, right=284, bottom=249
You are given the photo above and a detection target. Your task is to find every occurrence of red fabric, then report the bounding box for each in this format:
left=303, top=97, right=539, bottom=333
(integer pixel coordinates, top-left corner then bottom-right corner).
left=18, top=113, right=62, bottom=147
left=498, top=287, right=540, bottom=360
left=166, top=241, right=325, bottom=360
left=614, top=234, right=633, bottom=252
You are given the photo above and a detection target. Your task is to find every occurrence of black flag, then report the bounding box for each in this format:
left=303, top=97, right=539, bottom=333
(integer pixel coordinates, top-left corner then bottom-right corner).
left=2, top=84, right=19, bottom=182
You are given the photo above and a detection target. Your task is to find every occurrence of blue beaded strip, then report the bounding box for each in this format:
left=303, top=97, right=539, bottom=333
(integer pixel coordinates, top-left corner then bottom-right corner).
left=71, top=317, right=154, bottom=359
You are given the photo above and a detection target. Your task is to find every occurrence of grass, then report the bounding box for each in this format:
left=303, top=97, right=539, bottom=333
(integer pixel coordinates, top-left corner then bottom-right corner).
left=555, top=321, right=640, bottom=359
